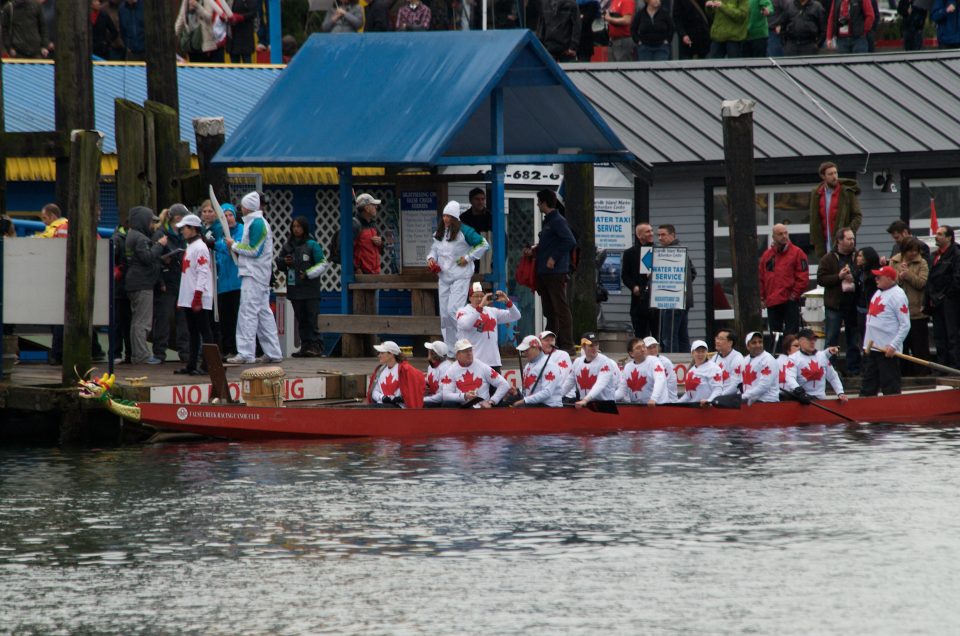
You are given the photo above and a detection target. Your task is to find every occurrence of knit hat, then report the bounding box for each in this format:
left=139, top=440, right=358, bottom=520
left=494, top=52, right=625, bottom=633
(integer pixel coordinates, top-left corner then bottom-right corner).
left=442, top=201, right=462, bottom=220
left=240, top=191, right=260, bottom=212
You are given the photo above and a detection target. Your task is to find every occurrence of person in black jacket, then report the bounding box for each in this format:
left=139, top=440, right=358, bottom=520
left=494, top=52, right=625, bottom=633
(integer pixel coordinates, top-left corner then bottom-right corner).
left=779, top=0, right=825, bottom=56
left=926, top=225, right=960, bottom=368
left=152, top=204, right=190, bottom=363
left=631, top=0, right=675, bottom=59
left=537, top=0, right=581, bottom=61
left=674, top=0, right=711, bottom=58
left=227, top=0, right=256, bottom=63
left=276, top=217, right=328, bottom=358
left=91, top=0, right=119, bottom=59
left=621, top=223, right=657, bottom=339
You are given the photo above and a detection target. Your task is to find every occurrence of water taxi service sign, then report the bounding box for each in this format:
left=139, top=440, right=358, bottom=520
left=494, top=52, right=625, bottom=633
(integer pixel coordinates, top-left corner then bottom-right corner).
left=650, top=247, right=687, bottom=310
left=594, top=198, right=633, bottom=250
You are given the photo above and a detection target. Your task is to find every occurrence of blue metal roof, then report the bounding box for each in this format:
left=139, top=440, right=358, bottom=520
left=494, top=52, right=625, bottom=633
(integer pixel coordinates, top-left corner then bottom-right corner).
left=213, top=31, right=630, bottom=167
left=2, top=60, right=283, bottom=154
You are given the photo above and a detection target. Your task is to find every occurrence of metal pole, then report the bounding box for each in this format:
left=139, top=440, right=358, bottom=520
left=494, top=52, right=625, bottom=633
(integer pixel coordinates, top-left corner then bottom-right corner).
left=338, top=166, right=354, bottom=315
left=269, top=0, right=282, bottom=64
left=483, top=0, right=488, bottom=30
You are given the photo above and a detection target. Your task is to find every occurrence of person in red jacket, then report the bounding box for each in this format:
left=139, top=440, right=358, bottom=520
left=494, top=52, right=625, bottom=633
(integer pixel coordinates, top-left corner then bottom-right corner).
left=759, top=223, right=809, bottom=335
left=353, top=193, right=384, bottom=274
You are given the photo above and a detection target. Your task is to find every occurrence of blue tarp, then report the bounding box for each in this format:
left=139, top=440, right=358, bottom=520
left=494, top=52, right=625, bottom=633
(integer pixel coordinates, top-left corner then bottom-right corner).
left=213, top=31, right=629, bottom=167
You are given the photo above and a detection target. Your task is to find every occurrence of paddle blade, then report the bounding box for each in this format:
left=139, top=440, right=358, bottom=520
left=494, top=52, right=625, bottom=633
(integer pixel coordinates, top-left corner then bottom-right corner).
left=587, top=400, right=619, bottom=415
left=712, top=394, right=742, bottom=409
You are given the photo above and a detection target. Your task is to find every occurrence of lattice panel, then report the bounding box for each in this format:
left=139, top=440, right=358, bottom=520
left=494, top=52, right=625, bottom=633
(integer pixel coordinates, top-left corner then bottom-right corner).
left=314, top=186, right=399, bottom=293
left=263, top=188, right=294, bottom=292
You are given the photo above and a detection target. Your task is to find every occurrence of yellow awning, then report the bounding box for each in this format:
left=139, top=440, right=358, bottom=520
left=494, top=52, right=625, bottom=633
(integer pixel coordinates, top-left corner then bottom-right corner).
left=5, top=156, right=383, bottom=185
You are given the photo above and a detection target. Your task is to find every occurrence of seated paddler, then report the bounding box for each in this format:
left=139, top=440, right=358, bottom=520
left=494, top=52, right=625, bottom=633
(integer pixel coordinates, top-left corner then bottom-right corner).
left=366, top=340, right=425, bottom=408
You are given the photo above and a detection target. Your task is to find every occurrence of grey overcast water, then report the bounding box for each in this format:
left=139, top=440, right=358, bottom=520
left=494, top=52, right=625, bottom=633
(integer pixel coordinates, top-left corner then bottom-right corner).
left=1, top=424, right=959, bottom=635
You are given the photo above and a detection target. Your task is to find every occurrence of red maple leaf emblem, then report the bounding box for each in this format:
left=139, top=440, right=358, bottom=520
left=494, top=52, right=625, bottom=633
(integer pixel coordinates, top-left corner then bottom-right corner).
left=197, top=254, right=208, bottom=266
left=425, top=375, right=439, bottom=395
left=722, top=369, right=731, bottom=382
left=544, top=371, right=556, bottom=382
left=380, top=373, right=400, bottom=396
left=760, top=367, right=772, bottom=376
left=868, top=296, right=885, bottom=317
left=490, top=369, right=500, bottom=380
left=474, top=312, right=497, bottom=334
left=713, top=373, right=722, bottom=382
left=900, top=304, right=909, bottom=314
left=441, top=376, right=452, bottom=385
left=558, top=360, right=569, bottom=369
left=523, top=373, right=537, bottom=389
left=801, top=360, right=825, bottom=383
left=685, top=373, right=701, bottom=392
left=455, top=311, right=464, bottom=320
left=779, top=367, right=786, bottom=384
left=456, top=370, right=483, bottom=393
left=181, top=257, right=190, bottom=273
left=742, top=364, right=757, bottom=386
left=654, top=365, right=663, bottom=373
left=576, top=367, right=597, bottom=391
left=626, top=368, right=647, bottom=393
left=600, top=365, right=610, bottom=373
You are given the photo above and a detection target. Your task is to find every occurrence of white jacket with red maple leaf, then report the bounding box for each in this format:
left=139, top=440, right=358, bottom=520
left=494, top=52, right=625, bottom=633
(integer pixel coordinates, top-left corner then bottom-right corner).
left=863, top=285, right=911, bottom=353
left=616, top=357, right=669, bottom=404
left=520, top=352, right=564, bottom=407
left=423, top=359, right=453, bottom=405
left=455, top=302, right=522, bottom=367
left=714, top=349, right=744, bottom=396
left=785, top=350, right=844, bottom=399
left=440, top=359, right=511, bottom=405
left=776, top=354, right=795, bottom=391
left=561, top=353, right=620, bottom=402
left=656, top=354, right=678, bottom=397
left=176, top=237, right=214, bottom=310
left=370, top=363, right=402, bottom=405
left=678, top=360, right=723, bottom=403
left=742, top=351, right=780, bottom=404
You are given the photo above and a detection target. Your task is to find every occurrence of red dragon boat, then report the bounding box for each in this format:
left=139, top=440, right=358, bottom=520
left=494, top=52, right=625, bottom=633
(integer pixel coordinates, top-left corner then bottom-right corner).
left=79, top=374, right=960, bottom=441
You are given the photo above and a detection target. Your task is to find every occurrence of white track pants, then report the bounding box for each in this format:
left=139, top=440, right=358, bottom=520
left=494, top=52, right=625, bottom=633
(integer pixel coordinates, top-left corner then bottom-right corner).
left=236, top=278, right=282, bottom=361
left=439, top=276, right=470, bottom=354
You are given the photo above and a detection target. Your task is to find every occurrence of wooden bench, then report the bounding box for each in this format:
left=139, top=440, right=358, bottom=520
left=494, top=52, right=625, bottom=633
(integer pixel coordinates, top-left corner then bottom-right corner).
left=319, top=271, right=487, bottom=357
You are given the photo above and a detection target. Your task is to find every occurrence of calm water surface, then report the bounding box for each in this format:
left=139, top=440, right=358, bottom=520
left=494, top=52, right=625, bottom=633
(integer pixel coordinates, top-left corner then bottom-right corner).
left=2, top=424, right=960, bottom=635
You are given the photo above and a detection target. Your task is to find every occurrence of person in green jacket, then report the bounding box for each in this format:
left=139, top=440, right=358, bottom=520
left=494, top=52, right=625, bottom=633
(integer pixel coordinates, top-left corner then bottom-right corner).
left=809, top=161, right=863, bottom=259
left=706, top=0, right=749, bottom=57
left=744, top=0, right=774, bottom=55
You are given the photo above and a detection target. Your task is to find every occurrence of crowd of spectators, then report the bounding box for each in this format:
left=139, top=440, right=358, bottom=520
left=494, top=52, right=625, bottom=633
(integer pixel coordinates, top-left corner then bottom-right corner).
left=0, top=0, right=954, bottom=64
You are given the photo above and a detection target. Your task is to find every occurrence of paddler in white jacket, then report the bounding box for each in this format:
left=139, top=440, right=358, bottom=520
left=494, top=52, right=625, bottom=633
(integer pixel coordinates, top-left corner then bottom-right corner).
left=561, top=332, right=620, bottom=408
left=225, top=191, right=283, bottom=364
left=423, top=340, right=452, bottom=405
left=427, top=201, right=489, bottom=353
left=512, top=335, right=564, bottom=408
left=439, top=339, right=511, bottom=407
left=741, top=331, right=780, bottom=405
left=861, top=265, right=911, bottom=396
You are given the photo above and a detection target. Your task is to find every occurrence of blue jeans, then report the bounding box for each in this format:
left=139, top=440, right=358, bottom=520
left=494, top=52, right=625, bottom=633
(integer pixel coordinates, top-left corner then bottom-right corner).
left=636, top=43, right=670, bottom=61
left=767, top=31, right=784, bottom=57
left=709, top=40, right=742, bottom=58
left=836, top=36, right=868, bottom=54
left=825, top=306, right=861, bottom=374
left=658, top=309, right=689, bottom=354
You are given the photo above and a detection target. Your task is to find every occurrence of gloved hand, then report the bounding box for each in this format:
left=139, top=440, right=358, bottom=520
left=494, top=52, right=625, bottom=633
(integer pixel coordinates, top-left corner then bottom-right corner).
left=229, top=12, right=245, bottom=24
left=191, top=290, right=203, bottom=313
left=791, top=387, right=812, bottom=405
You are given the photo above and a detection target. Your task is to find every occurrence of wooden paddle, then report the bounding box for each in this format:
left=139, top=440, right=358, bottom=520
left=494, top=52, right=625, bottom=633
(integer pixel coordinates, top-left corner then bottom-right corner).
left=562, top=399, right=620, bottom=414
left=779, top=389, right=856, bottom=423
left=865, top=340, right=960, bottom=376
left=662, top=394, right=742, bottom=409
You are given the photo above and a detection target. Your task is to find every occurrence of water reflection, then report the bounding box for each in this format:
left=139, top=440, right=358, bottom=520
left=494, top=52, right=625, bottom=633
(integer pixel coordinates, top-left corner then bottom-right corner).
left=2, top=424, right=959, bottom=634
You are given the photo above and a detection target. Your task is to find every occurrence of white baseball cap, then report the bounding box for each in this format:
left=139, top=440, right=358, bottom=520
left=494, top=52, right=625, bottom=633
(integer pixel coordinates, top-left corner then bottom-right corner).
left=745, top=331, right=763, bottom=347
left=442, top=200, right=461, bottom=220
left=516, top=335, right=542, bottom=352
left=642, top=336, right=658, bottom=347
left=471, top=282, right=484, bottom=294
left=690, top=340, right=709, bottom=352
left=175, top=214, right=202, bottom=229
left=539, top=330, right=556, bottom=340
left=374, top=340, right=401, bottom=355
left=356, top=193, right=381, bottom=208
left=454, top=338, right=474, bottom=352
left=424, top=341, right=448, bottom=357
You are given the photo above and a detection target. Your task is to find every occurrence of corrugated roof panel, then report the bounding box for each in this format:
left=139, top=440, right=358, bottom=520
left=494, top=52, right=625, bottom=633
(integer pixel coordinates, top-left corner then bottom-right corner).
left=2, top=60, right=284, bottom=154
left=566, top=51, right=960, bottom=169
left=214, top=31, right=627, bottom=167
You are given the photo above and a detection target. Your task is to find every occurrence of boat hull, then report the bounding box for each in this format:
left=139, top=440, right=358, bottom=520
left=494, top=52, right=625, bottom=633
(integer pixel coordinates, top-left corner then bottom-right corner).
left=136, top=388, right=960, bottom=440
